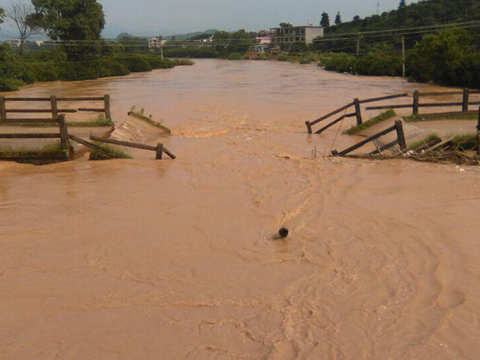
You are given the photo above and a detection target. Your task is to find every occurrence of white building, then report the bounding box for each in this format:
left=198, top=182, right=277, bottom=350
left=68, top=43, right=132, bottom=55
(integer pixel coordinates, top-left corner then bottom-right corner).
left=271, top=24, right=324, bottom=46
left=148, top=37, right=167, bottom=49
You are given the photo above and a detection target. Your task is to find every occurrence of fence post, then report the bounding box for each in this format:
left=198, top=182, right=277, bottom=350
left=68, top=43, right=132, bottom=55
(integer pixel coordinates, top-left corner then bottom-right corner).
left=0, top=96, right=6, bottom=122
left=412, top=90, right=419, bottom=116
left=477, top=106, right=480, bottom=156
left=104, top=94, right=112, bottom=121
left=305, top=121, right=312, bottom=134
left=58, top=114, right=69, bottom=158
left=354, top=98, right=362, bottom=125
left=462, top=88, right=470, bottom=113
left=401, top=36, right=406, bottom=78
left=156, top=143, right=164, bottom=159
left=50, top=95, right=58, bottom=120
left=395, top=120, right=407, bottom=151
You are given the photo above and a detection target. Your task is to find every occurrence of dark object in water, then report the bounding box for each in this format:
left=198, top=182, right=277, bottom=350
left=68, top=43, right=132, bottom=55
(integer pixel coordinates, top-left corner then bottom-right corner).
left=278, top=227, right=289, bottom=238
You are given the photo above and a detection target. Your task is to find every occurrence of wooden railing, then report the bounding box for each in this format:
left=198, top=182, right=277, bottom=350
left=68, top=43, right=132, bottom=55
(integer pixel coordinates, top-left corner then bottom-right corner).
left=365, top=89, right=480, bottom=115
left=305, top=93, right=409, bottom=134
left=331, top=120, right=406, bottom=157
left=306, top=89, right=480, bottom=135
left=0, top=114, right=71, bottom=159
left=0, top=95, right=111, bottom=123
left=89, top=135, right=176, bottom=160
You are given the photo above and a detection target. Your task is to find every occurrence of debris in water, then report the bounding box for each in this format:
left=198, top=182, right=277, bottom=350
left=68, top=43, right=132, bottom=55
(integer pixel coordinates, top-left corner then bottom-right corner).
left=278, top=227, right=289, bottom=238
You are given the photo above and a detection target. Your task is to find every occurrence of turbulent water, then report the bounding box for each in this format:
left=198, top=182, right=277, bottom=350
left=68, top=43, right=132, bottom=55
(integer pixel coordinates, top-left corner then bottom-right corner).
left=1, top=59, right=479, bottom=359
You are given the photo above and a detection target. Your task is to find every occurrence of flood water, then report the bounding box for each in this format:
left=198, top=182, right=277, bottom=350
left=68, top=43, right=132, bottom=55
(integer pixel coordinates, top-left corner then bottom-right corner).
left=1, top=59, right=480, bottom=359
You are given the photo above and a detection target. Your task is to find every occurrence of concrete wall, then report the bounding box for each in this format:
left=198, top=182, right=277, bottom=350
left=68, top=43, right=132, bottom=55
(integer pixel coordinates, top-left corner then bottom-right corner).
left=305, top=27, right=324, bottom=44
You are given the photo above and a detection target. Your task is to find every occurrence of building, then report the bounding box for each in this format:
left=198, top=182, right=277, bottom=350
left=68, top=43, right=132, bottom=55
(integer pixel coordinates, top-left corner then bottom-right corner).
left=256, top=30, right=272, bottom=45
left=148, top=37, right=167, bottom=49
left=271, top=23, right=324, bottom=46
left=3, top=39, right=21, bottom=48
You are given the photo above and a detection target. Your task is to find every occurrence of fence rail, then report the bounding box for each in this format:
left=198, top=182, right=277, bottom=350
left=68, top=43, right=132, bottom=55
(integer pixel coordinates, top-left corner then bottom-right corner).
left=305, top=89, right=480, bottom=134
left=0, top=114, right=71, bottom=160
left=89, top=135, right=176, bottom=160
left=0, top=95, right=111, bottom=123
left=306, top=93, right=409, bottom=134
left=332, top=120, right=406, bottom=157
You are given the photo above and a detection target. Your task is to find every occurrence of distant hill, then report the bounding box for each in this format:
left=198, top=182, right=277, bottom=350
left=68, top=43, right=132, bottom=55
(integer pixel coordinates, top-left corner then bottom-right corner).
left=328, top=0, right=480, bottom=34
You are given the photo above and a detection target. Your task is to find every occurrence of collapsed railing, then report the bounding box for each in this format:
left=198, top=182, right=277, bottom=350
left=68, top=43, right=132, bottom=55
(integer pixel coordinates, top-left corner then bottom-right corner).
left=331, top=120, right=407, bottom=157
left=0, top=114, right=71, bottom=160
left=366, top=89, right=480, bottom=115
left=305, top=89, right=480, bottom=135
left=0, top=95, right=112, bottom=124
left=305, top=93, right=409, bottom=134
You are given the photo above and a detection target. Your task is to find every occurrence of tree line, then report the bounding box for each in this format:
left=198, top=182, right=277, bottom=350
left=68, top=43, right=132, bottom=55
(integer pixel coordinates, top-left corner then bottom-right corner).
left=0, top=0, right=194, bottom=91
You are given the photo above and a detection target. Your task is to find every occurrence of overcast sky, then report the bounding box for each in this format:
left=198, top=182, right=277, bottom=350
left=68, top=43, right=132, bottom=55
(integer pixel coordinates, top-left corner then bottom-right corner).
left=0, top=0, right=414, bottom=38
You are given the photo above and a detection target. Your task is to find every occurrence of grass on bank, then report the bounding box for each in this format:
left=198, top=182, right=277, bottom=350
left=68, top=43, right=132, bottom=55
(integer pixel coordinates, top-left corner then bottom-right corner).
left=0, top=46, right=195, bottom=91
left=0, top=142, right=67, bottom=160
left=403, top=112, right=479, bottom=122
left=407, top=133, right=442, bottom=150
left=450, top=134, right=479, bottom=151
left=343, top=109, right=396, bottom=135
left=89, top=142, right=131, bottom=160
left=0, top=114, right=114, bottom=128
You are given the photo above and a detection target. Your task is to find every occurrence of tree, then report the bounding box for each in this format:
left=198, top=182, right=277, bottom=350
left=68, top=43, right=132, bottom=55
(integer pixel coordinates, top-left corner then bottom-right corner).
left=29, top=0, right=104, bottom=55
left=29, top=0, right=105, bottom=59
left=335, top=12, right=342, bottom=25
left=399, top=0, right=406, bottom=8
left=5, top=1, right=40, bottom=55
left=0, top=8, right=5, bottom=26
left=320, top=12, right=330, bottom=27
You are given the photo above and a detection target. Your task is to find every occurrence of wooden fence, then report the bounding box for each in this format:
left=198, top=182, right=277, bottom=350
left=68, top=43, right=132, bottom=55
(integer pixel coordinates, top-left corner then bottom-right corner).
left=365, top=89, right=480, bottom=115
left=306, top=89, right=480, bottom=134
left=89, top=135, right=176, bottom=160
left=305, top=93, right=409, bottom=134
left=0, top=95, right=111, bottom=123
left=0, top=114, right=71, bottom=159
left=331, top=120, right=406, bottom=157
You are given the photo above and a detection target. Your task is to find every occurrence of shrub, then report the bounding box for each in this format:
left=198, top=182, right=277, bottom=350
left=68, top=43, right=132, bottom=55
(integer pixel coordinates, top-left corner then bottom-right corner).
left=0, top=77, right=24, bottom=91
left=115, top=54, right=152, bottom=72
left=227, top=52, right=243, bottom=60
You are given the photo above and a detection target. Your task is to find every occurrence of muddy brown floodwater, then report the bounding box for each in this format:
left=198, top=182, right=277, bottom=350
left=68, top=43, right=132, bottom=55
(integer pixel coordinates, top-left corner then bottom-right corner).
left=1, top=59, right=480, bottom=359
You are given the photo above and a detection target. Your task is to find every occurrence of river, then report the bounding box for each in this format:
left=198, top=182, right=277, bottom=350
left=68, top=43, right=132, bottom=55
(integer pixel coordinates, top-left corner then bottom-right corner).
left=1, top=59, right=479, bottom=359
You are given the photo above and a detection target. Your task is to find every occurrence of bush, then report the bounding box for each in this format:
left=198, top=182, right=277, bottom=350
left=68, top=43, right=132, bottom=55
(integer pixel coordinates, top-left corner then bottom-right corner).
left=458, top=52, right=480, bottom=89
left=356, top=53, right=402, bottom=76
left=115, top=54, right=152, bottom=72
left=0, top=77, right=24, bottom=91
left=408, top=30, right=474, bottom=86
left=322, top=52, right=357, bottom=73
left=227, top=52, right=243, bottom=60
left=164, top=47, right=218, bottom=58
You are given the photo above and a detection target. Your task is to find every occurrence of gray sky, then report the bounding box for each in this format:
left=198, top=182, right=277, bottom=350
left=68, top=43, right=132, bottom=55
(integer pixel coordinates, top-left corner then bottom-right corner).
left=0, top=0, right=413, bottom=39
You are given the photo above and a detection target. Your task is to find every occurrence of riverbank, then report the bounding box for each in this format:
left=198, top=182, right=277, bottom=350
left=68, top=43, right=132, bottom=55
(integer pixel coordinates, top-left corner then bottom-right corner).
left=0, top=45, right=193, bottom=91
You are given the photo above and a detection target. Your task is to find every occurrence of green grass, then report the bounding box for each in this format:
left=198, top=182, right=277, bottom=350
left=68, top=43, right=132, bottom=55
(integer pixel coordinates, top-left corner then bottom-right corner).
left=343, top=109, right=396, bottom=135
left=450, top=134, right=478, bottom=151
left=403, top=112, right=479, bottom=122
left=173, top=59, right=194, bottom=66
left=0, top=114, right=114, bottom=128
left=408, top=133, right=442, bottom=150
left=89, top=142, right=132, bottom=160
left=0, top=142, right=67, bottom=161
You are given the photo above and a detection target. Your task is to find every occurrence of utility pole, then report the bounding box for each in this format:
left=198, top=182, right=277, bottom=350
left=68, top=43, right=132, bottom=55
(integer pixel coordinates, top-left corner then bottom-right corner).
left=356, top=38, right=360, bottom=57
left=160, top=44, right=164, bottom=61
left=401, top=36, right=406, bottom=78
